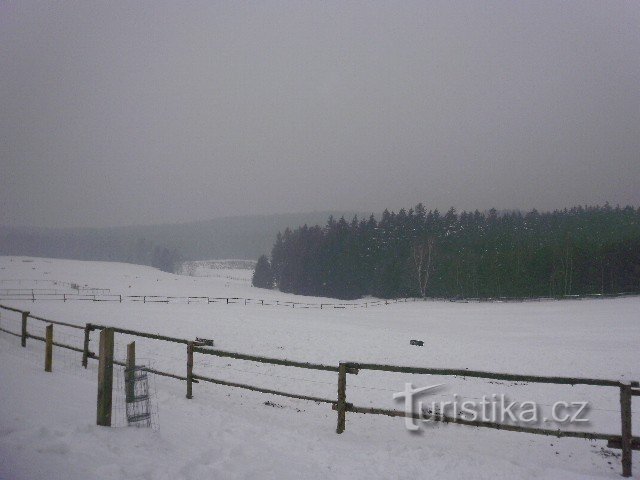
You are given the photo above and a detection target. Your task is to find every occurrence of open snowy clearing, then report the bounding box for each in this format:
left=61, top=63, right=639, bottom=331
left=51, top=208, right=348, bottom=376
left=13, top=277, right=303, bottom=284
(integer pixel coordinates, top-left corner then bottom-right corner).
left=1, top=256, right=639, bottom=479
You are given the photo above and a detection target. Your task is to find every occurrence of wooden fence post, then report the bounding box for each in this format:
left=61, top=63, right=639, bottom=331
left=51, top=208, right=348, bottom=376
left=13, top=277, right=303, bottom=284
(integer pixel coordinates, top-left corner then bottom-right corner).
left=125, top=342, right=135, bottom=402
left=97, top=328, right=114, bottom=427
left=620, top=383, right=633, bottom=477
left=336, top=362, right=347, bottom=434
left=21, top=311, right=29, bottom=347
left=45, top=324, right=53, bottom=372
left=186, top=342, right=194, bottom=399
left=82, top=323, right=92, bottom=368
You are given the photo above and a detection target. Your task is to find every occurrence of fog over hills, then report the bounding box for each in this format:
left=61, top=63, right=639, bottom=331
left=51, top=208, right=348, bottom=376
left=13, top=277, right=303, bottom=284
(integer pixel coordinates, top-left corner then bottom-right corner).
left=0, top=211, right=362, bottom=262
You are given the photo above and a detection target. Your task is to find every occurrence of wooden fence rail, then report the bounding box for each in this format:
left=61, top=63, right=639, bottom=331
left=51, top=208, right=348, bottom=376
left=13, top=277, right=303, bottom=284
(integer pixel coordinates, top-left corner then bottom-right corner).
left=0, top=292, right=391, bottom=309
left=188, top=345, right=353, bottom=405
left=344, top=362, right=627, bottom=388
left=338, top=361, right=640, bottom=477
left=1, top=291, right=637, bottom=310
left=0, top=302, right=638, bottom=476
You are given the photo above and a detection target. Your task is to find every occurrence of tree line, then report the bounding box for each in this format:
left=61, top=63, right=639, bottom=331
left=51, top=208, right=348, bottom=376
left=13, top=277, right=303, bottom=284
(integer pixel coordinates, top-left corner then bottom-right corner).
left=0, top=229, right=181, bottom=274
left=253, top=204, right=640, bottom=300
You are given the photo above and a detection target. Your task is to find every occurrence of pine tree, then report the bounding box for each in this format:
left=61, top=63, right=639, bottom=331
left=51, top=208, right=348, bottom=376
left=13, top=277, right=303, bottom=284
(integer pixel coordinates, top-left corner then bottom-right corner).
left=252, top=255, right=274, bottom=289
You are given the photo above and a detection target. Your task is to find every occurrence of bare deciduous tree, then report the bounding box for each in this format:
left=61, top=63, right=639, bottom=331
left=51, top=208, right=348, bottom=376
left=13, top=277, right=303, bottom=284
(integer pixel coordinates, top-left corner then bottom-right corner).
left=412, top=238, right=435, bottom=297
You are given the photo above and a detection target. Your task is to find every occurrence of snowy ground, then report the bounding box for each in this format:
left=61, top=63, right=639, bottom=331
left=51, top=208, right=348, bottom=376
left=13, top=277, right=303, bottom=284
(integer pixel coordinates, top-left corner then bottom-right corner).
left=1, top=256, right=639, bottom=479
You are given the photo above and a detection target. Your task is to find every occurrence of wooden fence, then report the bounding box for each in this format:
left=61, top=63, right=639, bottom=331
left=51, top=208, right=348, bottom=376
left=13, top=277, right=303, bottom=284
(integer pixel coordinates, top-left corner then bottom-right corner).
left=0, top=302, right=638, bottom=477
left=0, top=291, right=403, bottom=309
left=1, top=290, right=637, bottom=310
left=0, top=278, right=110, bottom=295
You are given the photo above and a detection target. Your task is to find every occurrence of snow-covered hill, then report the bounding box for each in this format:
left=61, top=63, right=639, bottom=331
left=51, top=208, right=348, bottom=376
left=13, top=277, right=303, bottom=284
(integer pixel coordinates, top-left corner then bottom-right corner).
left=0, top=256, right=638, bottom=479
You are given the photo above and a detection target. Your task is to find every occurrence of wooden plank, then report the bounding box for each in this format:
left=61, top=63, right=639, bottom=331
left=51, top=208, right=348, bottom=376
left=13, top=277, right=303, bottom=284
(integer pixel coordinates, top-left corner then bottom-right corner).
left=85, top=353, right=187, bottom=381
left=192, top=347, right=341, bottom=372
left=620, top=384, right=633, bottom=477
left=344, top=404, right=620, bottom=441
left=140, top=366, right=186, bottom=381
left=21, top=311, right=29, bottom=347
left=350, top=362, right=622, bottom=387
left=96, top=328, right=114, bottom=427
left=0, top=326, right=21, bottom=337
left=336, top=362, right=347, bottom=434
left=125, top=342, right=135, bottom=402
left=28, top=332, right=86, bottom=353
left=607, top=438, right=640, bottom=451
left=44, top=324, right=53, bottom=372
left=0, top=304, right=26, bottom=314
left=193, top=373, right=336, bottom=404
left=92, top=325, right=192, bottom=345
left=82, top=323, right=91, bottom=368
left=28, top=313, right=84, bottom=330
left=186, top=342, right=194, bottom=399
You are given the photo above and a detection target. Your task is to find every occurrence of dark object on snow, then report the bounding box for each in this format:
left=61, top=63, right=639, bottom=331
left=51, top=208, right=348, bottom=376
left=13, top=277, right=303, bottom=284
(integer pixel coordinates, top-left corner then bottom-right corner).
left=410, top=339, right=424, bottom=346
left=195, top=337, right=214, bottom=346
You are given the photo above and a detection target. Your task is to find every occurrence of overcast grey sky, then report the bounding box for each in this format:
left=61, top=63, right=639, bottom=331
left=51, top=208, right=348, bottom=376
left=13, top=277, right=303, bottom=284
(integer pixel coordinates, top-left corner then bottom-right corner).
left=1, top=1, right=638, bottom=228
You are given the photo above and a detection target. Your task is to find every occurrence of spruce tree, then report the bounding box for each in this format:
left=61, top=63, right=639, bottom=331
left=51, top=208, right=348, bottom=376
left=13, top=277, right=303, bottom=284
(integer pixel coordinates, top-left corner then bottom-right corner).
left=252, top=255, right=274, bottom=289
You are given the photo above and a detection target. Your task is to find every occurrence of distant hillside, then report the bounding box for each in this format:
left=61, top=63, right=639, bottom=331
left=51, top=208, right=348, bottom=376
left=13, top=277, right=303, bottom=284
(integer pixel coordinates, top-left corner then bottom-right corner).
left=0, top=211, right=363, bottom=263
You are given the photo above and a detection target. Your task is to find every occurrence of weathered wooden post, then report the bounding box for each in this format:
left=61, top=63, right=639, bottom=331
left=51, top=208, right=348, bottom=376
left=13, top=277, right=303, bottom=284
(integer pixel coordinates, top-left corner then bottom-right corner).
left=186, top=342, right=194, bottom=399
left=21, top=311, right=29, bottom=347
left=44, top=324, right=53, bottom=372
left=97, top=328, right=114, bottom=427
left=336, top=362, right=347, bottom=434
left=125, top=341, right=136, bottom=402
left=620, top=383, right=632, bottom=477
left=82, top=323, right=92, bottom=368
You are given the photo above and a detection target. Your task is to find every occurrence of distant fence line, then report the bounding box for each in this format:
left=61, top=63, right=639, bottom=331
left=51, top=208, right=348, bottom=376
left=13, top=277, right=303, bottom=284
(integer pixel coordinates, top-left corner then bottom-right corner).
left=0, top=289, right=637, bottom=310
left=0, top=291, right=392, bottom=309
left=0, top=302, right=638, bottom=477
left=0, top=278, right=110, bottom=295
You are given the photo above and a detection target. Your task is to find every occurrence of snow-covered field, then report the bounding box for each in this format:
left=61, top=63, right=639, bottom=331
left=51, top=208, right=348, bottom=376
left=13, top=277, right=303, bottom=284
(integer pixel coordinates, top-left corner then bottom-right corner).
left=1, top=256, right=639, bottom=479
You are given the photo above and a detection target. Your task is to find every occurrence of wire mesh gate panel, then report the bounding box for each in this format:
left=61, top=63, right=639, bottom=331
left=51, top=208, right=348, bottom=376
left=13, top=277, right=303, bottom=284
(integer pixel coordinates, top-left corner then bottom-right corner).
left=113, top=362, right=159, bottom=429
left=125, top=366, right=152, bottom=427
